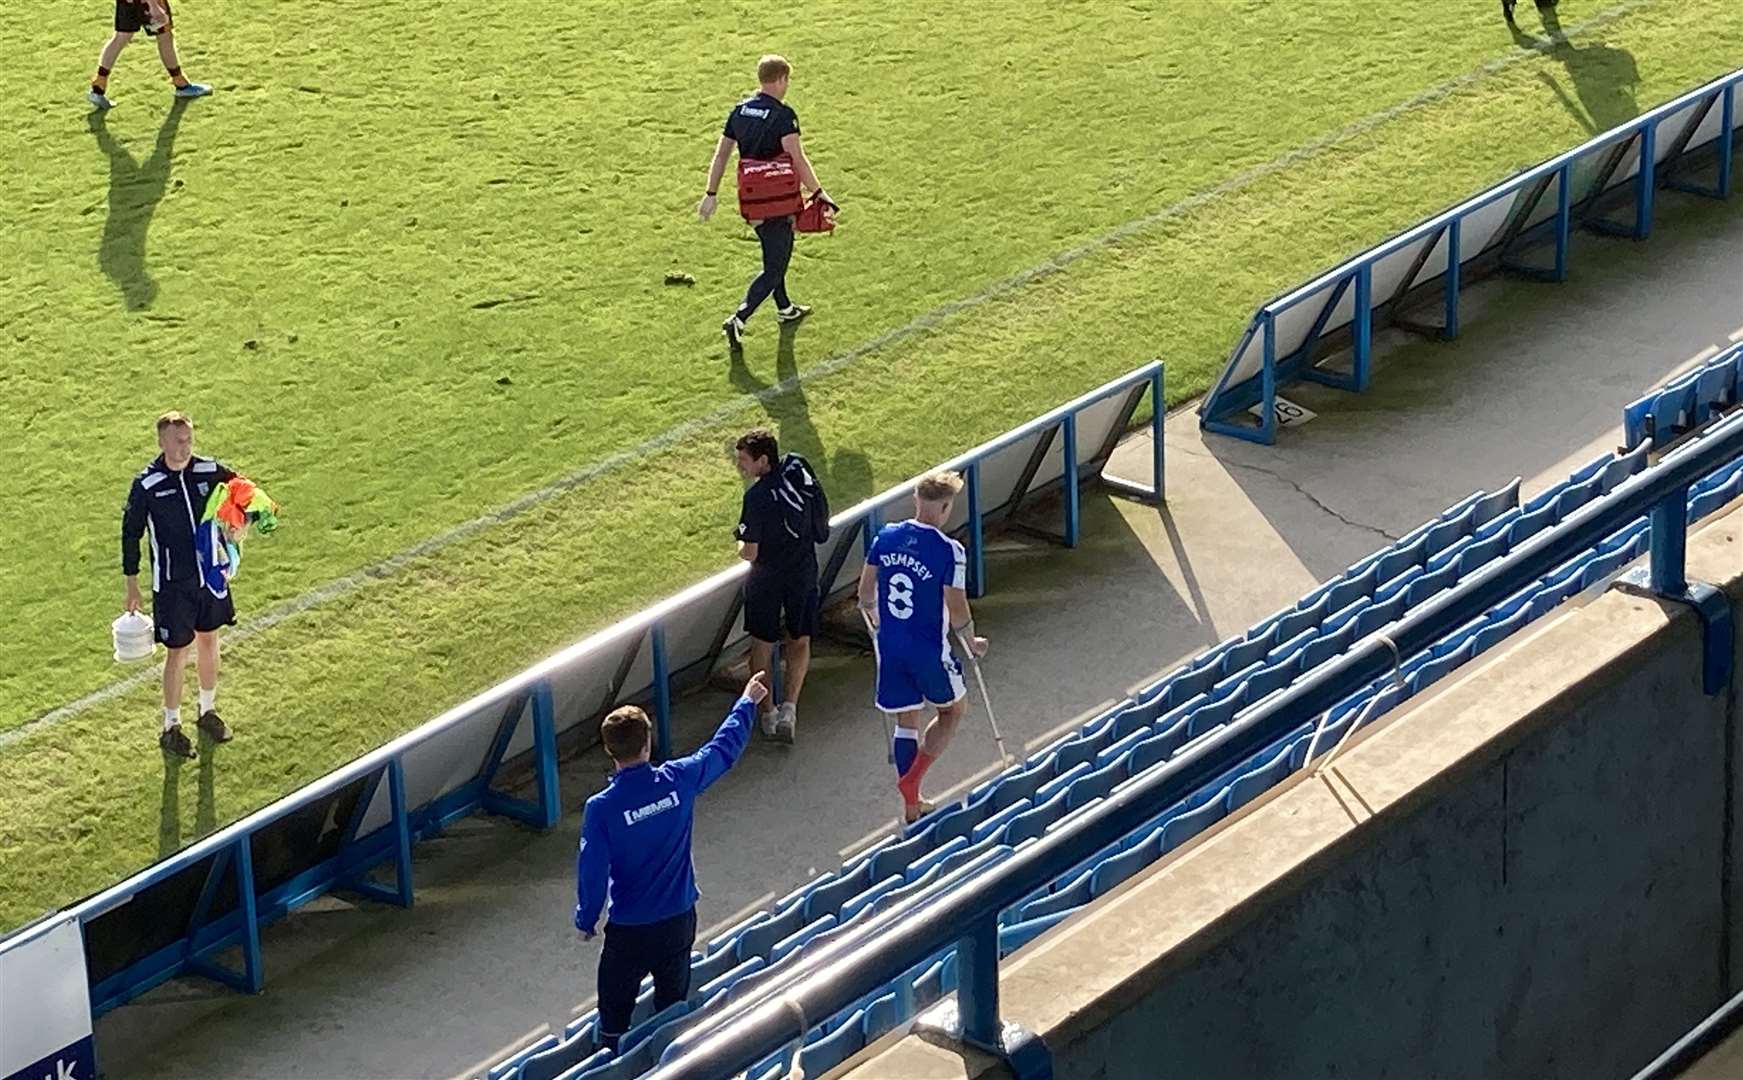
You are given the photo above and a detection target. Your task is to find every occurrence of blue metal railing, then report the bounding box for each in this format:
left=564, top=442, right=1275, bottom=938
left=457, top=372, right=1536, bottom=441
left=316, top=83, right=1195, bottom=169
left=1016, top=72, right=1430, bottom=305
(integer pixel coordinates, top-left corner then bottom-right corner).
left=27, top=363, right=1166, bottom=1017
left=1202, top=68, right=1740, bottom=443
left=647, top=410, right=1743, bottom=1080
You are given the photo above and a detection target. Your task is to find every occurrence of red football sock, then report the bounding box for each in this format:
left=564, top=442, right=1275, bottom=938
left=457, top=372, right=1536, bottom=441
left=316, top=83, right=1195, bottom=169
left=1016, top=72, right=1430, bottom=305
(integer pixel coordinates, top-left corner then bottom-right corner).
left=897, top=751, right=936, bottom=806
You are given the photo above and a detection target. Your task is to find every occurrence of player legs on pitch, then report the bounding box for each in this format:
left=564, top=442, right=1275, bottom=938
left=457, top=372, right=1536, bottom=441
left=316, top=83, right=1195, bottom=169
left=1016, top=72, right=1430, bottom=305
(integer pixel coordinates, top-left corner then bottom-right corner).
left=90, top=1, right=212, bottom=110
left=858, top=472, right=989, bottom=823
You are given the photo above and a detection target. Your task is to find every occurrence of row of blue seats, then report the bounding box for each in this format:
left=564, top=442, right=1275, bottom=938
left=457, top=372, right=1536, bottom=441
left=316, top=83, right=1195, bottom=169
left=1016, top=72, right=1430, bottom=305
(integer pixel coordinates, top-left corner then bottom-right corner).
left=1622, top=342, right=1743, bottom=452
left=486, top=400, right=1743, bottom=1080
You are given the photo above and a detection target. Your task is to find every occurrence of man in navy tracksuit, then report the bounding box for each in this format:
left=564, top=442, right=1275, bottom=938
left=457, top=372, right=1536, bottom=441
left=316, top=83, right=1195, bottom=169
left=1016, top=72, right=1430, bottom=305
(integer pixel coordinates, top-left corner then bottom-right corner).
left=121, top=410, right=239, bottom=759
left=575, top=672, right=767, bottom=1049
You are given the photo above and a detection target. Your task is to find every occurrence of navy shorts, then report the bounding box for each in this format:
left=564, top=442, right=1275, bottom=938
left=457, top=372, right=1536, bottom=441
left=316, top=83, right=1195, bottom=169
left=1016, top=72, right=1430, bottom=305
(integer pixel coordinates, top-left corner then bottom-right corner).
left=152, top=578, right=235, bottom=649
left=743, top=569, right=819, bottom=643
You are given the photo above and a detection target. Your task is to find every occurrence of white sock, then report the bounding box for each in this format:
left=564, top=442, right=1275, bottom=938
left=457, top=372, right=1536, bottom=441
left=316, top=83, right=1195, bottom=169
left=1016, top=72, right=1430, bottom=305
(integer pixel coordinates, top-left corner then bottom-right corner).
left=164, top=707, right=181, bottom=731
left=199, top=688, right=216, bottom=715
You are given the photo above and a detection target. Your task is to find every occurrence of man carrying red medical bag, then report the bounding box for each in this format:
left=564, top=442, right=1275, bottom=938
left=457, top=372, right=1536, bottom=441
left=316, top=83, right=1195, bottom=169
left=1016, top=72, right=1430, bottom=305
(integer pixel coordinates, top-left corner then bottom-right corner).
left=699, top=54, right=837, bottom=350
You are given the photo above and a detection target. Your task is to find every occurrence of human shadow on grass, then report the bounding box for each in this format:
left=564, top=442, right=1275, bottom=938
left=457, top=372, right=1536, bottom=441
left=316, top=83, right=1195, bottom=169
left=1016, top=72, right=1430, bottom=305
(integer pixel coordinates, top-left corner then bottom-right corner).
left=88, top=98, right=190, bottom=311
left=728, top=322, right=875, bottom=507
left=158, top=753, right=183, bottom=859
left=1511, top=6, right=1640, bottom=135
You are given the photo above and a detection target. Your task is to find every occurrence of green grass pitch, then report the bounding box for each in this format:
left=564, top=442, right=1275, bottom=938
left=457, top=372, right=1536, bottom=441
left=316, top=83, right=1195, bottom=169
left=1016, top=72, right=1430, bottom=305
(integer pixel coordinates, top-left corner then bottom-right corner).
left=1, top=0, right=1738, bottom=930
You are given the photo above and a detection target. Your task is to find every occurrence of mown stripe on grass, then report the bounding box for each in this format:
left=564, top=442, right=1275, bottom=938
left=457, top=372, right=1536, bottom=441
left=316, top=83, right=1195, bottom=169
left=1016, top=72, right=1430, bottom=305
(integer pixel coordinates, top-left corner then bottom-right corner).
left=1, top=0, right=1649, bottom=749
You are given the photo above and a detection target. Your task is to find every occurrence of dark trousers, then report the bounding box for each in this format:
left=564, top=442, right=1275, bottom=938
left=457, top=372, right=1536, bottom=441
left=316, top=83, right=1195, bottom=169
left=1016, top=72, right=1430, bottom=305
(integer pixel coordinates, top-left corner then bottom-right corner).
left=596, top=907, right=697, bottom=1049
left=737, top=216, right=794, bottom=319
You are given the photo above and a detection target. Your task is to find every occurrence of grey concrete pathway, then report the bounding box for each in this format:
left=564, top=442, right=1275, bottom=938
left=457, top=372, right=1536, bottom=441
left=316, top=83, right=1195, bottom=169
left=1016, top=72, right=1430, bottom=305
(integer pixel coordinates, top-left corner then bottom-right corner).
left=95, top=190, right=1743, bottom=1080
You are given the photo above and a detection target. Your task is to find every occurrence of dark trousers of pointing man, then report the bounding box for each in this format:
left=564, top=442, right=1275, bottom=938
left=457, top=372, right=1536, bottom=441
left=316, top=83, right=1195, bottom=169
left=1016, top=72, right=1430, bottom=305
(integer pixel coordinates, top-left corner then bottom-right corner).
left=575, top=675, right=763, bottom=1049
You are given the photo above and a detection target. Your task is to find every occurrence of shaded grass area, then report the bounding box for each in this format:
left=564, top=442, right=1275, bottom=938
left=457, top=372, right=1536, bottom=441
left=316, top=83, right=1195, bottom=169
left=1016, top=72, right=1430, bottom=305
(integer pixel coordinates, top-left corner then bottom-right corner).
left=1, top=0, right=1738, bottom=929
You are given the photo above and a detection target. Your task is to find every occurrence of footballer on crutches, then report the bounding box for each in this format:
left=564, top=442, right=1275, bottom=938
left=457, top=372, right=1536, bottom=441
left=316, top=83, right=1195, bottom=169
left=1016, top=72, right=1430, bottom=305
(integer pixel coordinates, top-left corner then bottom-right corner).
left=857, top=472, right=989, bottom=824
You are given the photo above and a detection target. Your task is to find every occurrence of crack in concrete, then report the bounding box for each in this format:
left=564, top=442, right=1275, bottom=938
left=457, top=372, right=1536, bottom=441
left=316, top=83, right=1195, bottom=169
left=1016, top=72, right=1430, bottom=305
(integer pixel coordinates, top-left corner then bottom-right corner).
left=1166, top=439, right=1403, bottom=543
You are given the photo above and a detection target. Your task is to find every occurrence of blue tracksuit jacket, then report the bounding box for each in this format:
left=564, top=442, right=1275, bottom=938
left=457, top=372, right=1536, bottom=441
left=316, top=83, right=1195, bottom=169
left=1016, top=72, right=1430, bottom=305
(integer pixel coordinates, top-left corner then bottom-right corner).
left=574, top=695, right=755, bottom=933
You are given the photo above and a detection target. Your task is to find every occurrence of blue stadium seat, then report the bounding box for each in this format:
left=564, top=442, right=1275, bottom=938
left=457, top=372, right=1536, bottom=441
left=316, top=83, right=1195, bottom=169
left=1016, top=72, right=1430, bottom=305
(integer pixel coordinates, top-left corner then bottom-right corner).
left=492, top=1035, right=560, bottom=1080
left=1353, top=592, right=1409, bottom=637
left=1552, top=475, right=1603, bottom=522
left=1473, top=505, right=1521, bottom=545
left=1405, top=561, right=1459, bottom=607
left=696, top=957, right=765, bottom=1005
left=1224, top=743, right=1296, bottom=813
left=1004, top=789, right=1070, bottom=847
left=1470, top=479, right=1521, bottom=528
left=1321, top=595, right=1372, bottom=637
left=1219, top=632, right=1275, bottom=679
left=1109, top=697, right=1168, bottom=741
left=862, top=992, right=904, bottom=1043
left=736, top=902, right=808, bottom=962
left=1299, top=620, right=1359, bottom=669
left=1304, top=710, right=1355, bottom=761
left=1053, top=724, right=1114, bottom=773
left=928, top=799, right=992, bottom=846
left=563, top=1016, right=596, bottom=1043
left=1374, top=564, right=1425, bottom=605
left=1268, top=626, right=1317, bottom=666
left=1407, top=639, right=1475, bottom=693
left=803, top=860, right=874, bottom=922
left=987, top=756, right=1055, bottom=811
left=1599, top=444, right=1650, bottom=494
left=1425, top=506, right=1474, bottom=556
left=1578, top=543, right=1637, bottom=588
left=1128, top=718, right=1190, bottom=775
left=1506, top=502, right=1556, bottom=546
left=870, top=827, right=935, bottom=881
left=772, top=913, right=837, bottom=964
left=904, top=837, right=969, bottom=884
left=1243, top=656, right=1300, bottom=701
left=621, top=1000, right=688, bottom=1055
left=1095, top=728, right=1151, bottom=771
left=1623, top=393, right=1656, bottom=451
left=1454, top=530, right=1510, bottom=578
left=688, top=943, right=743, bottom=991
left=1186, top=692, right=1241, bottom=738
left=972, top=798, right=1034, bottom=844
left=1322, top=563, right=1381, bottom=615
left=551, top=1050, right=613, bottom=1080
left=1212, top=659, right=1264, bottom=703
left=1067, top=759, right=1127, bottom=810
left=1371, top=534, right=1429, bottom=584
left=801, top=1009, right=868, bottom=1076
left=1019, top=869, right=1093, bottom=921
left=1089, top=828, right=1163, bottom=896
left=1471, top=605, right=1532, bottom=656
left=1163, top=661, right=1222, bottom=705
left=1034, top=761, right=1093, bottom=805
left=1651, top=378, right=1700, bottom=443
left=1159, top=791, right=1227, bottom=852
left=703, top=909, right=767, bottom=957
left=999, top=909, right=1075, bottom=953
left=1273, top=595, right=1332, bottom=644
left=1425, top=533, right=1474, bottom=576
left=572, top=1035, right=655, bottom=1080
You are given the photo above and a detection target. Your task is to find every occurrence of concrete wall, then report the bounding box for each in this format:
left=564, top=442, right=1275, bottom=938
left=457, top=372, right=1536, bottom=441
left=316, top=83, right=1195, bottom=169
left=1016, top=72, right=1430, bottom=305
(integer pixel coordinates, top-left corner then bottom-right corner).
left=844, top=502, right=1743, bottom=1080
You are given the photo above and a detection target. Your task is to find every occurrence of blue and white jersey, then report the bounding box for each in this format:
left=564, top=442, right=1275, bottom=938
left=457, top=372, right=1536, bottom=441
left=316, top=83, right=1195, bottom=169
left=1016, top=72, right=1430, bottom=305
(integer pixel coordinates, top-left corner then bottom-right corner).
left=868, top=520, right=966, bottom=660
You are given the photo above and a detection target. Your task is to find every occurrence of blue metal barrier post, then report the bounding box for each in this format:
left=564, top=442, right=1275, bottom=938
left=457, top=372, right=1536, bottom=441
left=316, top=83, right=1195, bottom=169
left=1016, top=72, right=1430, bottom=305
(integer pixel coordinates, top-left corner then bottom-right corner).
left=387, top=756, right=414, bottom=907
left=1649, top=489, right=1688, bottom=594
left=966, top=461, right=986, bottom=598
left=925, top=918, right=1051, bottom=1078
left=1721, top=85, right=1735, bottom=199
left=530, top=682, right=560, bottom=827
left=1636, top=120, right=1657, bottom=240
left=1352, top=264, right=1373, bottom=391
left=1553, top=162, right=1572, bottom=282
left=1259, top=312, right=1279, bottom=444
left=1150, top=364, right=1166, bottom=501
left=1627, top=484, right=1735, bottom=696
left=1444, top=218, right=1461, bottom=339
left=1061, top=414, right=1080, bottom=548
left=651, top=623, right=673, bottom=760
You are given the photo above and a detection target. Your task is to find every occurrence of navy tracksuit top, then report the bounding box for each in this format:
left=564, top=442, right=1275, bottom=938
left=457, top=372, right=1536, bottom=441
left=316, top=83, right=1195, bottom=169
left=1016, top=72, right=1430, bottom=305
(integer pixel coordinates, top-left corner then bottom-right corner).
left=574, top=695, right=755, bottom=933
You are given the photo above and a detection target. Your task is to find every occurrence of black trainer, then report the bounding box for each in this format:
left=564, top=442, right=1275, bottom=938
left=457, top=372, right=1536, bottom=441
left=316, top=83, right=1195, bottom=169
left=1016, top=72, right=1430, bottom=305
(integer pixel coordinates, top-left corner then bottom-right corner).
left=722, top=315, right=746, bottom=350
left=197, top=710, right=233, bottom=743
left=160, top=725, right=196, bottom=759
